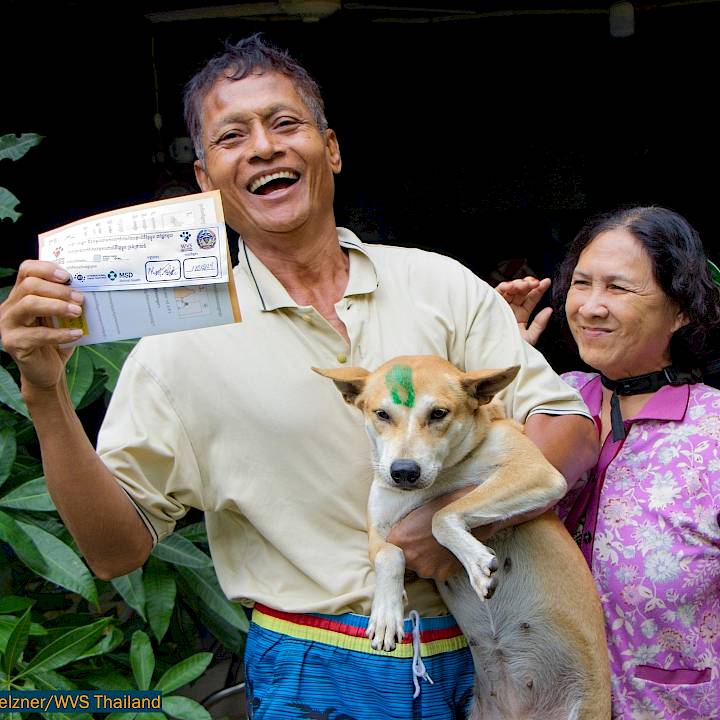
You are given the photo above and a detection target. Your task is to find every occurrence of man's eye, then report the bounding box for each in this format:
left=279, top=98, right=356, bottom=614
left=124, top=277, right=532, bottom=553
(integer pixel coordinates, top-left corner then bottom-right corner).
left=374, top=409, right=391, bottom=422
left=571, top=279, right=589, bottom=286
left=429, top=408, right=449, bottom=421
left=608, top=284, right=627, bottom=292
left=218, top=131, right=242, bottom=143
left=276, top=118, right=299, bottom=129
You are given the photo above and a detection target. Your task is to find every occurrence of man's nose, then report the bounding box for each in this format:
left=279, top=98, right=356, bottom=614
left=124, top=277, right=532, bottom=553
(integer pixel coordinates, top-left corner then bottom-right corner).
left=248, top=126, right=279, bottom=160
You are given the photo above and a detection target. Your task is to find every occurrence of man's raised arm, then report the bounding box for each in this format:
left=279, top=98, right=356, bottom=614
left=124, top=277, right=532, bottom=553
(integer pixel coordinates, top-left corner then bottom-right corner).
left=0, top=260, right=152, bottom=579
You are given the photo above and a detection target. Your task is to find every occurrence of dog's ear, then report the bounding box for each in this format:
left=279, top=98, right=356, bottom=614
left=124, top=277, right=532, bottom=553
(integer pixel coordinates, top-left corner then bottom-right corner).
left=461, top=365, right=520, bottom=405
left=312, top=366, right=370, bottom=405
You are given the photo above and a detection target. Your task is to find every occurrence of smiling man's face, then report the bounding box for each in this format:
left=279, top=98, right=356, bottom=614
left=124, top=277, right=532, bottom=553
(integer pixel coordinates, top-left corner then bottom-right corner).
left=194, top=70, right=341, bottom=241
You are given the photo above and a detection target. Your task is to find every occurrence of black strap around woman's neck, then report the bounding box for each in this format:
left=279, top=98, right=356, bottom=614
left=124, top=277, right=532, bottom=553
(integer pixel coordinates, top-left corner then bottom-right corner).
left=600, top=367, right=702, bottom=442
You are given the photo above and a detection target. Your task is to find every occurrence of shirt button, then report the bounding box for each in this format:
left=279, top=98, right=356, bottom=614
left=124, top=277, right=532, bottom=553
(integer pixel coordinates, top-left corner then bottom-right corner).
left=301, top=313, right=312, bottom=323
left=336, top=353, right=347, bottom=363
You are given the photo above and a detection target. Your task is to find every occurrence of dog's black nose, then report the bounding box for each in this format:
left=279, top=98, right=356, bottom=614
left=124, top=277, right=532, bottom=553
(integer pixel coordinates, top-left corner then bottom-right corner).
left=390, top=459, right=422, bottom=486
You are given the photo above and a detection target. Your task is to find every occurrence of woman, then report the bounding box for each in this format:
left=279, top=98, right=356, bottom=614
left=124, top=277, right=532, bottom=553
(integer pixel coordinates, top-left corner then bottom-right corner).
left=497, top=206, right=720, bottom=719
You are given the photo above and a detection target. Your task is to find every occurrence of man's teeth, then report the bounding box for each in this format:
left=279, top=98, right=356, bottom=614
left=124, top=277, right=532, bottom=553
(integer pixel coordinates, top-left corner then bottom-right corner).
left=249, top=171, right=299, bottom=194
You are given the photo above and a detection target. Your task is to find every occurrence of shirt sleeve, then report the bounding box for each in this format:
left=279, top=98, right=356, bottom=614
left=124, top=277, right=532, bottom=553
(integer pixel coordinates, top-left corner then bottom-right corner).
left=461, top=269, right=591, bottom=423
left=96, top=346, right=204, bottom=544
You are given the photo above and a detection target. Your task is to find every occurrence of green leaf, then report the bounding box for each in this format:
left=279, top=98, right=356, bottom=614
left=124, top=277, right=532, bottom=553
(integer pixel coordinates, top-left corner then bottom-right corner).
left=75, top=369, right=108, bottom=410
left=144, top=557, right=176, bottom=643
left=0, top=477, right=55, bottom=511
left=0, top=365, right=29, bottom=419
left=106, top=714, right=138, bottom=720
left=15, top=520, right=98, bottom=605
left=162, top=696, right=211, bottom=720
left=176, top=566, right=248, bottom=633
left=0, top=427, right=17, bottom=488
left=152, top=534, right=212, bottom=568
left=0, top=268, right=17, bottom=278
left=0, top=134, right=44, bottom=162
left=175, top=523, right=207, bottom=544
left=9, top=448, right=43, bottom=483
left=154, top=652, right=212, bottom=694
left=110, top=569, right=146, bottom=621
left=130, top=630, right=154, bottom=691
left=0, top=509, right=47, bottom=573
left=65, top=349, right=94, bottom=409
left=0, top=597, right=34, bottom=614
left=709, top=259, right=720, bottom=288
left=3, top=607, right=32, bottom=675
left=0, top=187, right=21, bottom=222
left=0, top=616, right=46, bottom=655
left=27, top=668, right=78, bottom=691
left=83, top=341, right=137, bottom=392
left=82, top=669, right=135, bottom=690
left=17, top=617, right=112, bottom=678
left=75, top=625, right=123, bottom=660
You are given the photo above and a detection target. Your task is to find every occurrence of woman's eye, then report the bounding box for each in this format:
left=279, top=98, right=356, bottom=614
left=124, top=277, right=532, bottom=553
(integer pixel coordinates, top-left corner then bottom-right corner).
left=571, top=279, right=589, bottom=286
left=430, top=408, right=449, bottom=421
left=375, top=409, right=391, bottom=422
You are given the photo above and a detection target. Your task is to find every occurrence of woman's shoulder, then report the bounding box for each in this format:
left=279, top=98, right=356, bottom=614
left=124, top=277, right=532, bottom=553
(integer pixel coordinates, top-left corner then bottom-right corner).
left=560, top=370, right=599, bottom=392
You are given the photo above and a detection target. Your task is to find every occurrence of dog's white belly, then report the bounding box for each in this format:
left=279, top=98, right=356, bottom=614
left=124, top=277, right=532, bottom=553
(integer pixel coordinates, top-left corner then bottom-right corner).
left=438, top=527, right=584, bottom=720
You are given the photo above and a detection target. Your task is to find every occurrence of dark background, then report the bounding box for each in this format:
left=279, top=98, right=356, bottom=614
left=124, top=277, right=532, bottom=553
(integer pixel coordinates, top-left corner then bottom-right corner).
left=3, top=0, right=719, bottom=370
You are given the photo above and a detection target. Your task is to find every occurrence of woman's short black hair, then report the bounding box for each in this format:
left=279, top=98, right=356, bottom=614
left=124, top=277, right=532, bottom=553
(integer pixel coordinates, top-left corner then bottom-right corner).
left=553, top=206, right=720, bottom=370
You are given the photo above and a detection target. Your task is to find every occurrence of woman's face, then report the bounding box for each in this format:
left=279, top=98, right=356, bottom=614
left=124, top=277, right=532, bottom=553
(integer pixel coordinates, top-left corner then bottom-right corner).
left=565, top=228, right=688, bottom=379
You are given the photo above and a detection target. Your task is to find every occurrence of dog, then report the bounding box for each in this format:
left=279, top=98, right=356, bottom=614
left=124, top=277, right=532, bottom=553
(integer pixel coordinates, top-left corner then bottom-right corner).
left=314, top=355, right=610, bottom=720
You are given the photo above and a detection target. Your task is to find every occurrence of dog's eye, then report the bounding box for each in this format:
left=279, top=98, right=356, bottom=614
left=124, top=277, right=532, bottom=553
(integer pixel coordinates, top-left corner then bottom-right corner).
left=429, top=408, right=449, bottom=421
left=374, top=409, right=391, bottom=422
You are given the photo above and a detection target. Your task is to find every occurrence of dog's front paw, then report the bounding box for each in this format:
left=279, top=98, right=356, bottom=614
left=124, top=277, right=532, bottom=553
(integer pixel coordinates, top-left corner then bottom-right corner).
left=367, top=601, right=405, bottom=652
left=465, top=549, right=500, bottom=600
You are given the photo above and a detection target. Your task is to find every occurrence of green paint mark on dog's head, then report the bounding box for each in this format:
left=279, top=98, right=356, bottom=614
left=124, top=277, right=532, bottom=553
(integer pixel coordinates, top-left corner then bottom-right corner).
left=385, top=364, right=415, bottom=407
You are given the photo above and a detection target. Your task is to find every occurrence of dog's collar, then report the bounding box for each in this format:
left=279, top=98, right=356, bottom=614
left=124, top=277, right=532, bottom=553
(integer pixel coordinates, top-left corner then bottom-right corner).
left=600, top=366, right=701, bottom=442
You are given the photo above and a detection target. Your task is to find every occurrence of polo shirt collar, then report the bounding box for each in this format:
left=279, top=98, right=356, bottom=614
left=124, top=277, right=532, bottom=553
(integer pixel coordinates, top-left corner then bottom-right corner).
left=237, top=227, right=379, bottom=312
left=584, top=374, right=689, bottom=423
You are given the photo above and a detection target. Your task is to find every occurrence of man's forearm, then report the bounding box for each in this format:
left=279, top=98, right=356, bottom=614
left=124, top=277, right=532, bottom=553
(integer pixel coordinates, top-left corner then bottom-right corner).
left=24, top=382, right=153, bottom=579
left=523, top=412, right=599, bottom=492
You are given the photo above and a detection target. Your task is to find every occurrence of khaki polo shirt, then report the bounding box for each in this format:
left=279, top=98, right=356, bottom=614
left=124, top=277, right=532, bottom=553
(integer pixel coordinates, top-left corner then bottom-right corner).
left=98, top=228, right=590, bottom=616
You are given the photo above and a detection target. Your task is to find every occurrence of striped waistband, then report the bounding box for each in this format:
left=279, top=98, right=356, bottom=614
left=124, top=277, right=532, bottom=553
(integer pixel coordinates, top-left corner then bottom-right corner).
left=251, top=603, right=468, bottom=658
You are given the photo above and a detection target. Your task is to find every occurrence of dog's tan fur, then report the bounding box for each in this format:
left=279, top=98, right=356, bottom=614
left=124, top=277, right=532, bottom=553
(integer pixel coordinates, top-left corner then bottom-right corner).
left=315, top=355, right=610, bottom=720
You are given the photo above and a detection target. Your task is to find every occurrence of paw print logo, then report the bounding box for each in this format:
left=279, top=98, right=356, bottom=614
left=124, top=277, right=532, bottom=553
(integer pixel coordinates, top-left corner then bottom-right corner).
left=107, top=270, right=117, bottom=281
left=53, top=246, right=63, bottom=258
left=180, top=231, right=191, bottom=241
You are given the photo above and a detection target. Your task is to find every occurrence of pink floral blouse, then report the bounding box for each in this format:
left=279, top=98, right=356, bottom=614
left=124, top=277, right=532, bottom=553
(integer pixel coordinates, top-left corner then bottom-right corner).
left=559, top=371, right=720, bottom=719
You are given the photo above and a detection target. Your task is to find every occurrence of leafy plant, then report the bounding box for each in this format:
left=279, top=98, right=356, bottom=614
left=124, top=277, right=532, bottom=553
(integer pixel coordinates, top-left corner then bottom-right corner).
left=0, top=133, right=248, bottom=719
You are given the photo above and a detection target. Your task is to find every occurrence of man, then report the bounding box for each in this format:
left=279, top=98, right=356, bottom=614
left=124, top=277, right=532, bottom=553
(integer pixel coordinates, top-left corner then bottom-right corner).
left=0, top=35, right=597, bottom=719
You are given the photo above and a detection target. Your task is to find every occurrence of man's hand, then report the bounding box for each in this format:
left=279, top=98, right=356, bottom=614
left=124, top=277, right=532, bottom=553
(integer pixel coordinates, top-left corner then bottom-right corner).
left=495, top=276, right=552, bottom=347
left=0, top=261, right=85, bottom=391
left=387, top=488, right=496, bottom=582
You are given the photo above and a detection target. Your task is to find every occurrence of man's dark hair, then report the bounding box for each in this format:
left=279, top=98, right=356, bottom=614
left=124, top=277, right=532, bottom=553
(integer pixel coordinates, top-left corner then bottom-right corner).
left=183, top=33, right=328, bottom=167
left=553, top=205, right=720, bottom=370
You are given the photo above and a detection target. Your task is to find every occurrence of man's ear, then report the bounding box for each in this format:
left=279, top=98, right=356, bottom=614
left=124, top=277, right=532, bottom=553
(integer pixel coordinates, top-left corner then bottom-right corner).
left=325, top=129, right=342, bottom=175
left=194, top=160, right=214, bottom=192
left=312, top=366, right=368, bottom=405
left=461, top=366, right=520, bottom=405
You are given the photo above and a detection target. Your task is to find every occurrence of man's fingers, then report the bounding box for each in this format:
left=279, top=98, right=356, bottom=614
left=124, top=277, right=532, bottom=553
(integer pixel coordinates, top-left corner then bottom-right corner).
left=16, top=260, right=72, bottom=285
left=3, top=323, right=83, bottom=357
left=3, top=293, right=83, bottom=327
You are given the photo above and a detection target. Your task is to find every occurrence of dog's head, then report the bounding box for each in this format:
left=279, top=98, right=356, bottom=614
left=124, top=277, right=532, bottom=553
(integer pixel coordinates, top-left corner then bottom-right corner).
left=313, top=355, right=519, bottom=491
